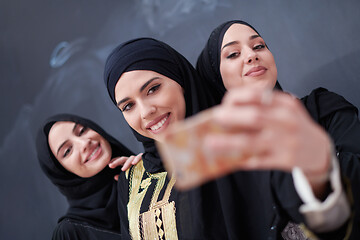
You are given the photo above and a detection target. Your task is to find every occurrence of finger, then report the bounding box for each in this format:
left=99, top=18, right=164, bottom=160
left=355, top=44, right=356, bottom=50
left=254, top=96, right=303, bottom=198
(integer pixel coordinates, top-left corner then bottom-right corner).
left=222, top=86, right=273, bottom=106
left=203, top=132, right=260, bottom=155
left=223, top=87, right=299, bottom=110
left=260, top=101, right=311, bottom=131
left=114, top=175, right=119, bottom=181
left=212, top=106, right=264, bottom=131
left=235, top=154, right=292, bottom=172
left=132, top=153, right=143, bottom=164
left=121, top=155, right=135, bottom=171
left=109, top=156, right=128, bottom=168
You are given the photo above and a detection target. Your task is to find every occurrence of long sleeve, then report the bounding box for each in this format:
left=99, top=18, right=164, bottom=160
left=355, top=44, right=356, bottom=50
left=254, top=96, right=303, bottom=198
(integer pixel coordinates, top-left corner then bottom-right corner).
left=292, top=152, right=350, bottom=232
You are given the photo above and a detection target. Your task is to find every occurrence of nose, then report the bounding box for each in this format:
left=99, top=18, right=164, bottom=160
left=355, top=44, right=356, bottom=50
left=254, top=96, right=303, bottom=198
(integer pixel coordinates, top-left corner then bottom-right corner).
left=78, top=137, right=91, bottom=153
left=244, top=49, right=259, bottom=64
left=139, top=101, right=156, bottom=120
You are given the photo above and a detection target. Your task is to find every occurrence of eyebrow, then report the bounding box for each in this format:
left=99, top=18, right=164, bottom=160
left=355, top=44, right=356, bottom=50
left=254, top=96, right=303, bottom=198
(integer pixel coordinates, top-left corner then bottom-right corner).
left=221, top=35, right=261, bottom=52
left=117, top=77, right=160, bottom=107
left=56, top=123, right=78, bottom=156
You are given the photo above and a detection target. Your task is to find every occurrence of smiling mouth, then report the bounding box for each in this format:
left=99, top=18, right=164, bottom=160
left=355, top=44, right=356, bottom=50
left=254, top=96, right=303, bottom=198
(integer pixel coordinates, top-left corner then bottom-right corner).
left=147, top=113, right=170, bottom=133
left=85, top=144, right=101, bottom=164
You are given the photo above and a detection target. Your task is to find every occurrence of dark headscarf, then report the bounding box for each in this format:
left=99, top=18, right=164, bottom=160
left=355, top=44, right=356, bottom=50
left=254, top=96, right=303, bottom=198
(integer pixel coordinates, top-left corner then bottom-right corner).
left=36, top=114, right=133, bottom=232
left=196, top=20, right=282, bottom=104
left=104, top=38, right=215, bottom=173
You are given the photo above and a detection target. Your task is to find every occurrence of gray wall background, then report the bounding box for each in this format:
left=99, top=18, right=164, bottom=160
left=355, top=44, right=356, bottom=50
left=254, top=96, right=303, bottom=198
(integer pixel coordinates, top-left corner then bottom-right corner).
left=1, top=0, right=360, bottom=239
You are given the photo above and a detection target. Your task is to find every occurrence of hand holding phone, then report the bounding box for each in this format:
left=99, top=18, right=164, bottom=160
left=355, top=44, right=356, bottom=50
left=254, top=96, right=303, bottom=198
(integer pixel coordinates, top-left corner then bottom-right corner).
left=157, top=108, right=248, bottom=190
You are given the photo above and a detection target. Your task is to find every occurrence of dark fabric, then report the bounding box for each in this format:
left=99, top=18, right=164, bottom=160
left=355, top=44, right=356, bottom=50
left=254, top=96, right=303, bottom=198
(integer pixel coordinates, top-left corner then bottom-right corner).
left=36, top=114, right=133, bottom=238
left=104, top=37, right=215, bottom=173
left=196, top=20, right=282, bottom=105
left=52, top=218, right=121, bottom=240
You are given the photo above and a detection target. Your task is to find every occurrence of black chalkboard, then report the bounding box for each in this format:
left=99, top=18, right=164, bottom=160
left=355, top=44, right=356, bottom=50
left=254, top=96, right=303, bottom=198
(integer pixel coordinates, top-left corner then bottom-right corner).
left=1, top=0, right=360, bottom=239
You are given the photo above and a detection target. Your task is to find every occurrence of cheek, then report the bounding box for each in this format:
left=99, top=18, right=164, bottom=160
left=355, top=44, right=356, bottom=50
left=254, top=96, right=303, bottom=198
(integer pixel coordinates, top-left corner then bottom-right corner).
left=102, top=141, right=112, bottom=160
left=173, top=93, right=186, bottom=120
left=123, top=114, right=134, bottom=128
left=267, top=56, right=278, bottom=86
left=59, top=157, right=77, bottom=173
left=123, top=113, right=142, bottom=132
left=220, top=62, right=241, bottom=89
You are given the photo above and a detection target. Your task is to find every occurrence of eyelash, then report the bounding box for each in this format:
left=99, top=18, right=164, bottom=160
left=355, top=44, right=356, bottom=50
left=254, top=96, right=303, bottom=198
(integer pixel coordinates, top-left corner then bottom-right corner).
left=226, top=44, right=266, bottom=59
left=121, top=84, right=161, bottom=112
left=78, top=126, right=88, bottom=136
left=253, top=44, right=265, bottom=50
left=148, top=84, right=161, bottom=95
left=63, top=146, right=72, bottom=158
left=62, top=126, right=88, bottom=158
left=226, top=52, right=240, bottom=59
left=122, top=102, right=133, bottom=112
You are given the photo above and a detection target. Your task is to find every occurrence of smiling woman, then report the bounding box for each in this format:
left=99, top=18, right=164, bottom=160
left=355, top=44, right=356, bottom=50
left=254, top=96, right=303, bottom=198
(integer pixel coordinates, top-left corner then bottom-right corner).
left=104, top=37, right=216, bottom=239
left=36, top=114, right=134, bottom=240
left=115, top=70, right=185, bottom=141
left=48, top=121, right=112, bottom=178
left=219, top=23, right=277, bottom=89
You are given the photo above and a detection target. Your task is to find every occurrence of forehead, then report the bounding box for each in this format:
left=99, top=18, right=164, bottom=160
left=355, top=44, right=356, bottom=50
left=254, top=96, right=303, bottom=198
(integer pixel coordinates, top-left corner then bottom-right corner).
left=222, top=24, right=259, bottom=47
left=115, top=70, right=158, bottom=95
left=114, top=69, right=180, bottom=101
left=48, top=121, right=75, bottom=147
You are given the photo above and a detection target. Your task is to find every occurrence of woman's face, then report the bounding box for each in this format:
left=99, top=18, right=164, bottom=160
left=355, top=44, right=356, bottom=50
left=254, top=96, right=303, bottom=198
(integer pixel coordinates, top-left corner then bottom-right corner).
left=114, top=70, right=186, bottom=142
left=220, top=23, right=278, bottom=90
left=48, top=121, right=112, bottom=178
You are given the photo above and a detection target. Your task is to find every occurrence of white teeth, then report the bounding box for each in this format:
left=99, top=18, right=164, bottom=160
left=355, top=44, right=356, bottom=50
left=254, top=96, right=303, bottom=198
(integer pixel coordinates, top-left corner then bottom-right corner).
left=150, top=115, right=168, bottom=131
left=88, top=145, right=99, bottom=161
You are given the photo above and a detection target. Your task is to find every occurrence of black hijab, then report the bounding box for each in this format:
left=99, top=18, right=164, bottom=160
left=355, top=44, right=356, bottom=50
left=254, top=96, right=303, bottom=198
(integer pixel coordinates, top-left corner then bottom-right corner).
left=36, top=114, right=133, bottom=232
left=104, top=38, right=215, bottom=173
left=196, top=20, right=356, bottom=119
left=196, top=20, right=282, bottom=104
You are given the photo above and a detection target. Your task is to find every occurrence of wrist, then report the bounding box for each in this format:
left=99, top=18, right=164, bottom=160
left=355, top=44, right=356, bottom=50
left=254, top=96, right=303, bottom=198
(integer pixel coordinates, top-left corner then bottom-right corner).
left=305, top=135, right=333, bottom=186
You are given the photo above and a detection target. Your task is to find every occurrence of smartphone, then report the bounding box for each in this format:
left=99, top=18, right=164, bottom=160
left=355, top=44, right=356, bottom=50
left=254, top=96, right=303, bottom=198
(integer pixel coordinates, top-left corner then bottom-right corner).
left=156, top=108, right=246, bottom=190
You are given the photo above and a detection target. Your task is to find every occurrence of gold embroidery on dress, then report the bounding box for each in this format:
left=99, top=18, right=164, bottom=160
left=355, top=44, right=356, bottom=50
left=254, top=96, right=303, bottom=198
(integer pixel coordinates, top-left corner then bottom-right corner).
left=128, top=161, right=147, bottom=240
left=127, top=161, right=178, bottom=240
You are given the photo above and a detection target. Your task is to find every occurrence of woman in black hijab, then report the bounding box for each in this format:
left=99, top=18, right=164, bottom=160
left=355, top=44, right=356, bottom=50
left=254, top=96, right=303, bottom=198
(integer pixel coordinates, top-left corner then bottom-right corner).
left=36, top=113, right=134, bottom=240
left=104, top=37, right=228, bottom=239
left=196, top=20, right=360, bottom=239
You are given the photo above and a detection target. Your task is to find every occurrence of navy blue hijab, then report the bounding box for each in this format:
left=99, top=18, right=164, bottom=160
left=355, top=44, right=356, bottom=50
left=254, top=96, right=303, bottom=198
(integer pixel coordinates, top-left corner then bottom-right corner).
left=36, top=114, right=133, bottom=232
left=104, top=38, right=214, bottom=173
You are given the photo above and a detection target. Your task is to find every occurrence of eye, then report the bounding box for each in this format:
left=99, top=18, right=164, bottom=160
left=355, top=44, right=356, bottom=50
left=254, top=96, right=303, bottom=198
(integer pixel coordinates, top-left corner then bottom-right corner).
left=226, top=52, right=240, bottom=59
left=78, top=126, right=88, bottom=136
left=74, top=124, right=88, bottom=136
left=253, top=44, right=265, bottom=50
left=63, top=146, right=72, bottom=158
left=121, top=102, right=134, bottom=112
left=147, top=84, right=161, bottom=95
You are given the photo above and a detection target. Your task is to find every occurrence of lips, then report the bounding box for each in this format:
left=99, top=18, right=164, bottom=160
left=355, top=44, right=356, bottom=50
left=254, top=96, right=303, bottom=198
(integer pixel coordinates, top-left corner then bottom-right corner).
left=146, top=113, right=171, bottom=134
left=84, top=143, right=102, bottom=164
left=245, top=66, right=267, bottom=77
